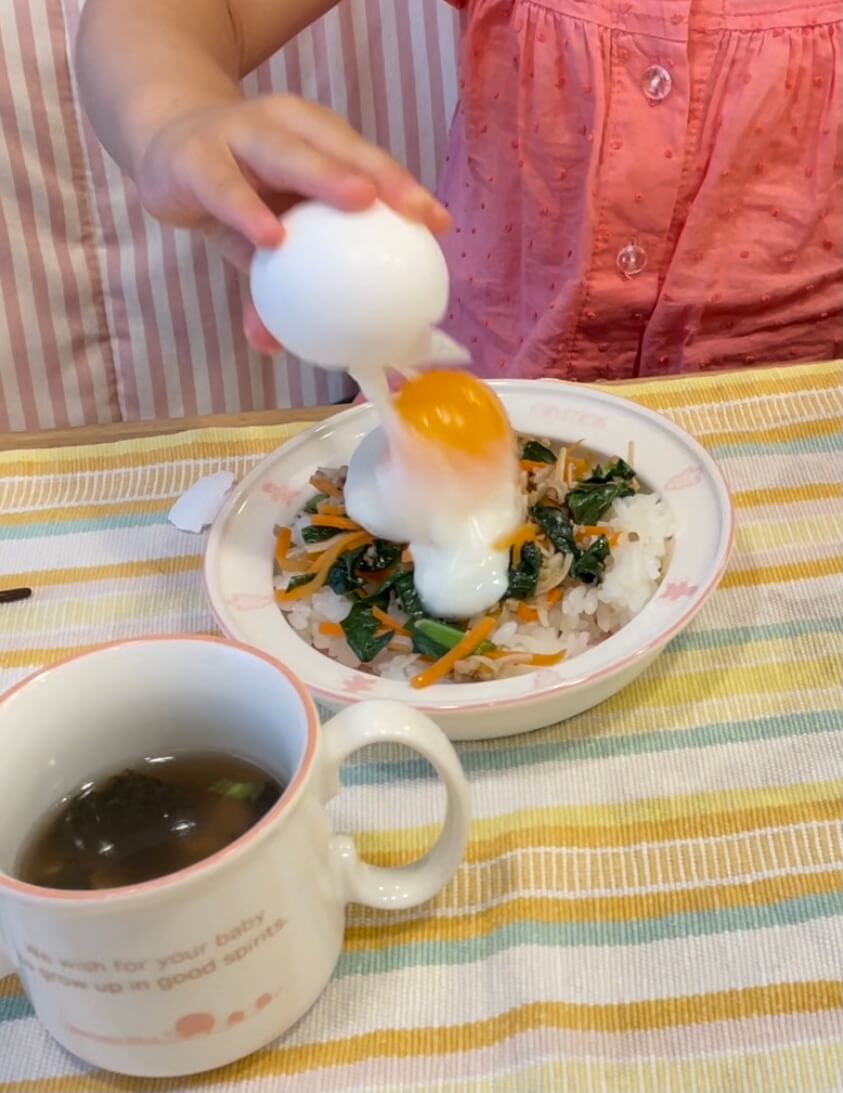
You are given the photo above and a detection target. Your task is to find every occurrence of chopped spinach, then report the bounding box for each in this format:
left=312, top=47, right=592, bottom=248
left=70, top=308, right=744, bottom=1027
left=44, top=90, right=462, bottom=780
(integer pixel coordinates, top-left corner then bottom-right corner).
left=566, top=481, right=635, bottom=525
left=327, top=546, right=367, bottom=597
left=410, top=622, right=450, bottom=660
left=301, top=524, right=341, bottom=545
left=392, top=570, right=425, bottom=619
left=411, top=618, right=495, bottom=658
left=209, top=780, right=262, bottom=801
left=358, top=539, right=402, bottom=574
left=570, top=535, right=611, bottom=584
left=286, top=573, right=315, bottom=593
left=340, top=602, right=393, bottom=662
left=532, top=505, right=577, bottom=557
left=506, top=540, right=542, bottom=601
left=302, top=492, right=329, bottom=514
left=521, top=440, right=556, bottom=464
left=582, top=458, right=635, bottom=484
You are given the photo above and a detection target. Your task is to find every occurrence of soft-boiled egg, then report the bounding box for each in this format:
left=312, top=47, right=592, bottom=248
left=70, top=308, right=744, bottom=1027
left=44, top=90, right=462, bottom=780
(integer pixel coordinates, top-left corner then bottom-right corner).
left=250, top=200, right=468, bottom=374
left=344, top=370, right=523, bottom=619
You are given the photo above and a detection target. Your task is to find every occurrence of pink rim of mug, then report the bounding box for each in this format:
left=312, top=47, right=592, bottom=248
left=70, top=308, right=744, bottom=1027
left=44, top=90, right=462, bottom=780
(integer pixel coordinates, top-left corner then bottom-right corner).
left=0, top=636, right=319, bottom=903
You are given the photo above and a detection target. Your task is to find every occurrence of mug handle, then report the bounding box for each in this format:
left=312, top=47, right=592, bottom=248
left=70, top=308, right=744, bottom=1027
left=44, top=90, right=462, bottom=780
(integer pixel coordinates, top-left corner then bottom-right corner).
left=0, top=922, right=16, bottom=979
left=318, top=700, right=470, bottom=909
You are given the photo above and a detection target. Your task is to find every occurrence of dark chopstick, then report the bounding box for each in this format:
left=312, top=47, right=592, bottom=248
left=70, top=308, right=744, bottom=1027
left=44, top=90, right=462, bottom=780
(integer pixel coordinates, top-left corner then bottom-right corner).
left=0, top=587, right=32, bottom=604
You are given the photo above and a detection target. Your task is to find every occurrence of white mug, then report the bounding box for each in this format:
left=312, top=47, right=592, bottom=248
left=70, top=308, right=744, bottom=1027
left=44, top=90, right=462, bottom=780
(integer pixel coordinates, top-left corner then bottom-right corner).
left=0, top=637, right=470, bottom=1077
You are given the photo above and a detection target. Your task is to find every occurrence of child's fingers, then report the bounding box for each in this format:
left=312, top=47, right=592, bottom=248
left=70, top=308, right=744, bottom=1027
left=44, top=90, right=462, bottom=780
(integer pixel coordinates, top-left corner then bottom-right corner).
left=232, top=130, right=378, bottom=212
left=202, top=224, right=255, bottom=273
left=243, top=300, right=283, bottom=353
left=188, top=148, right=285, bottom=249
left=274, top=99, right=450, bottom=232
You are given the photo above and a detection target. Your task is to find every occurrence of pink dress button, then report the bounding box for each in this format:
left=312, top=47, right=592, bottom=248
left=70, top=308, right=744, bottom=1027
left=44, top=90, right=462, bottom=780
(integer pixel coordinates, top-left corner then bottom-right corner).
left=617, top=243, right=648, bottom=277
left=643, top=65, right=672, bottom=103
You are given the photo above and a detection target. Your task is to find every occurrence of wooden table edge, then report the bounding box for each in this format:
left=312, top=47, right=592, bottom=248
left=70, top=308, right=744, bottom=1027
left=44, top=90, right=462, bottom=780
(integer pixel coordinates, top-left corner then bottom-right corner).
left=2, top=360, right=838, bottom=452
left=0, top=406, right=338, bottom=452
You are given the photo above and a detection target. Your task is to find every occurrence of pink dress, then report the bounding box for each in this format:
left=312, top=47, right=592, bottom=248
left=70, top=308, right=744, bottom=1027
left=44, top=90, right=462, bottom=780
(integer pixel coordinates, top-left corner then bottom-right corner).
left=438, top=0, right=842, bottom=380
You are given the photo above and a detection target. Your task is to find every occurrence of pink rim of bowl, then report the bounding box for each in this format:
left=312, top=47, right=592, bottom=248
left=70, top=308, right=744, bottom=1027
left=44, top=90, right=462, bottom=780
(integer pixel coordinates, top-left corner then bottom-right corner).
left=0, top=636, right=319, bottom=904
left=204, top=384, right=736, bottom=714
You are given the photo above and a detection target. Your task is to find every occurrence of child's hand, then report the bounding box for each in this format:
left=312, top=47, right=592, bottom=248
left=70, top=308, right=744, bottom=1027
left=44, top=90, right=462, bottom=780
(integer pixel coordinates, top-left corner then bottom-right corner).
left=135, top=95, right=450, bottom=352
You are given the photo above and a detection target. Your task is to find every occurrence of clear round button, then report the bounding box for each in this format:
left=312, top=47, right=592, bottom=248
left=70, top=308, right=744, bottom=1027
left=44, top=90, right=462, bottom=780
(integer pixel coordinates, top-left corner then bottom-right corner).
left=617, top=243, right=648, bottom=277
left=643, top=65, right=672, bottom=103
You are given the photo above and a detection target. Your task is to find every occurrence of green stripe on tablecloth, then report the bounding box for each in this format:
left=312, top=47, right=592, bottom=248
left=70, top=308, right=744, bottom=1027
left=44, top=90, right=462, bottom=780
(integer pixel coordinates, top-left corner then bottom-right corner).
left=333, top=891, right=841, bottom=979
left=339, top=708, right=842, bottom=787
left=1, top=892, right=838, bottom=1022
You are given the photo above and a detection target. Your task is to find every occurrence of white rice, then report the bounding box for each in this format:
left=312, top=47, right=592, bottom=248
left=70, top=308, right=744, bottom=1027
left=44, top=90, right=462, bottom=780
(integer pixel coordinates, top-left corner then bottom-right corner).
left=275, top=492, right=674, bottom=683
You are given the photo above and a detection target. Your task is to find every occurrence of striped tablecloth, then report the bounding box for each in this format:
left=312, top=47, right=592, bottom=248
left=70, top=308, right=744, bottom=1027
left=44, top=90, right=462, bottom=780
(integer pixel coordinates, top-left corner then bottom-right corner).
left=1, top=362, right=842, bottom=1093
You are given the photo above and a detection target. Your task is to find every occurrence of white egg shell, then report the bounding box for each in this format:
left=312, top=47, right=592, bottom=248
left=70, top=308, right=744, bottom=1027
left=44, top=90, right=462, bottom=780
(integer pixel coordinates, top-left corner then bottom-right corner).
left=250, top=201, right=450, bottom=369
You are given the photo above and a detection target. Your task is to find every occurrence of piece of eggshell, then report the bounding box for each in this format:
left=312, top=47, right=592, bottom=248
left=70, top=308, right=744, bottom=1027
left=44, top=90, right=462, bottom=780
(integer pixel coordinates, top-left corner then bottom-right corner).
left=168, top=472, right=235, bottom=533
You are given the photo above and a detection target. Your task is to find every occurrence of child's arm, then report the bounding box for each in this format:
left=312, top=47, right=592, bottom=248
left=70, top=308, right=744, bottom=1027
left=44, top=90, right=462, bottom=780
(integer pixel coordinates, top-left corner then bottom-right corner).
left=76, top=0, right=447, bottom=252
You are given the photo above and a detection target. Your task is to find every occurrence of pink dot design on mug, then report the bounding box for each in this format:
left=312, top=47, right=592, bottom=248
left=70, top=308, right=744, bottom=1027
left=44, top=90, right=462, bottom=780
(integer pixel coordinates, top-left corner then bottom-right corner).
left=175, top=1012, right=216, bottom=1039
left=227, top=1011, right=245, bottom=1026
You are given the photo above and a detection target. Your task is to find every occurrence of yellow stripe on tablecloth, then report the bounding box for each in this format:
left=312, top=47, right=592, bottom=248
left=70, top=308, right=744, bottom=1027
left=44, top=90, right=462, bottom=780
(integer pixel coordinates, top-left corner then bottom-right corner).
left=0, top=496, right=174, bottom=525
left=603, top=361, right=842, bottom=411
left=600, top=654, right=842, bottom=715
left=690, top=415, right=840, bottom=450
left=733, top=515, right=843, bottom=554
left=0, top=554, right=203, bottom=591
left=1, top=482, right=838, bottom=525
left=8, top=982, right=836, bottom=1093
left=353, top=784, right=842, bottom=864
left=0, top=362, right=839, bottom=479
left=381, top=1042, right=843, bottom=1093
left=347, top=826, right=842, bottom=923
left=733, top=482, right=843, bottom=509
left=341, top=870, right=841, bottom=951
left=720, top=556, right=842, bottom=589
left=1, top=484, right=838, bottom=531
left=0, top=984, right=838, bottom=1093
left=0, top=430, right=308, bottom=477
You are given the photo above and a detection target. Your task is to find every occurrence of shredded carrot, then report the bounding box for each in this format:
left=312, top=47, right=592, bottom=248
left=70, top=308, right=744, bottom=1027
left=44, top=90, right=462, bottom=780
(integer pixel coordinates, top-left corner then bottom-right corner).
left=564, top=456, right=591, bottom=482
left=318, top=621, right=344, bottom=637
left=494, top=523, right=539, bottom=567
left=546, top=586, right=563, bottom=605
left=487, top=647, right=567, bottom=666
left=310, top=514, right=361, bottom=531
left=516, top=603, right=539, bottom=623
left=316, top=502, right=345, bottom=517
left=361, top=562, right=396, bottom=585
left=274, top=527, right=312, bottom=572
left=529, top=650, right=567, bottom=666
left=309, top=475, right=342, bottom=499
left=410, top=616, right=497, bottom=689
left=275, top=530, right=373, bottom=603
left=371, top=607, right=410, bottom=637
left=401, top=546, right=414, bottom=565
left=575, top=525, right=620, bottom=547
left=520, top=459, right=551, bottom=473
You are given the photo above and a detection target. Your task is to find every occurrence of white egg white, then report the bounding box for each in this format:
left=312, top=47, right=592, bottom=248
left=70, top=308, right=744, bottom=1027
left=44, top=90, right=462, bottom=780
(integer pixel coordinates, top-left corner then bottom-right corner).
left=345, top=427, right=522, bottom=619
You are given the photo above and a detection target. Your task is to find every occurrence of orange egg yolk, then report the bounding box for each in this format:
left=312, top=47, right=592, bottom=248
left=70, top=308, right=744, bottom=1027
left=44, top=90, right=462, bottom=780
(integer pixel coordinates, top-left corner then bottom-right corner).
left=392, top=370, right=512, bottom=456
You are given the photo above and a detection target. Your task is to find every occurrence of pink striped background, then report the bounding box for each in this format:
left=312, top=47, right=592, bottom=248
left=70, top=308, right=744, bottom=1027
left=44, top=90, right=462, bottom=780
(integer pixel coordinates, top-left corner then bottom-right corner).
left=0, top=0, right=459, bottom=432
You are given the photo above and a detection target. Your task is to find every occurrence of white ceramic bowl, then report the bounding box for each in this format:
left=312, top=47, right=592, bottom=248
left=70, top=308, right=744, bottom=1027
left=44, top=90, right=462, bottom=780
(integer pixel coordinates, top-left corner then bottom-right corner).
left=205, top=380, right=733, bottom=740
